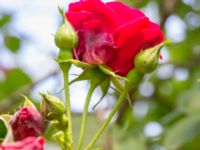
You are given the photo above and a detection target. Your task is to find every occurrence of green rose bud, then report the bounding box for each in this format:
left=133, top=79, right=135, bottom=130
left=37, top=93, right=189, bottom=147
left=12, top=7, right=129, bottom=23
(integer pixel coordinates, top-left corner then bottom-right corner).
left=134, top=43, right=164, bottom=74
left=40, top=93, right=65, bottom=120
left=54, top=20, right=78, bottom=50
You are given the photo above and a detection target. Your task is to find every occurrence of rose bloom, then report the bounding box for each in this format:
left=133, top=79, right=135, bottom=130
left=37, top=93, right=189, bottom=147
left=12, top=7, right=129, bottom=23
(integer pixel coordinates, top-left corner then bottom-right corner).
left=66, top=0, right=164, bottom=76
left=0, top=137, right=45, bottom=150
left=10, top=106, right=45, bottom=141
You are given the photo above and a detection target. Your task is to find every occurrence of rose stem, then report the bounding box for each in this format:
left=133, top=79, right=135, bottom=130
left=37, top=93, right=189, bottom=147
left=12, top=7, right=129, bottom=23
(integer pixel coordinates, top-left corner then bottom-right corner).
left=60, top=62, right=74, bottom=150
left=84, top=86, right=129, bottom=150
left=76, top=85, right=96, bottom=150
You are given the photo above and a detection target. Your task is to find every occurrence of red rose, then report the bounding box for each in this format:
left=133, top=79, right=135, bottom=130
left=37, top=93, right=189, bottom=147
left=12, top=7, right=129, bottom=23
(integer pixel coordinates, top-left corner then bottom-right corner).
left=0, top=137, right=45, bottom=150
left=66, top=0, right=164, bottom=76
left=10, top=106, right=45, bottom=141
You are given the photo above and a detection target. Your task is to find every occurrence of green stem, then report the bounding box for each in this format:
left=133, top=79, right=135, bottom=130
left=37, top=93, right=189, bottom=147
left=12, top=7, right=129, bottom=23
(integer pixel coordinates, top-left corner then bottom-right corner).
left=60, top=64, right=74, bottom=150
left=76, top=85, right=96, bottom=150
left=84, top=87, right=129, bottom=150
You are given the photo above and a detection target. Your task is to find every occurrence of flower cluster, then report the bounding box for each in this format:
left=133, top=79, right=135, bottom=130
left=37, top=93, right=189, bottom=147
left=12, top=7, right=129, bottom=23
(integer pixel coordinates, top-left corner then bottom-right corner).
left=0, top=101, right=45, bottom=150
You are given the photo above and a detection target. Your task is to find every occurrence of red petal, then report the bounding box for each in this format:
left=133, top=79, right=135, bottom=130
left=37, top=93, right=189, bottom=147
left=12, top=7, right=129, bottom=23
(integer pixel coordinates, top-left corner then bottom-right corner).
left=66, top=12, right=92, bottom=29
left=141, top=29, right=164, bottom=49
left=106, top=2, right=145, bottom=24
left=107, top=32, right=144, bottom=76
left=114, top=17, right=150, bottom=47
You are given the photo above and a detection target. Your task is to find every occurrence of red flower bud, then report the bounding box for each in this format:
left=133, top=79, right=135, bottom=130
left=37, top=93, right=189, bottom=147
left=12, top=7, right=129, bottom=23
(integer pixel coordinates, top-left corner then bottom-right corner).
left=10, top=106, right=45, bottom=141
left=0, top=137, right=45, bottom=150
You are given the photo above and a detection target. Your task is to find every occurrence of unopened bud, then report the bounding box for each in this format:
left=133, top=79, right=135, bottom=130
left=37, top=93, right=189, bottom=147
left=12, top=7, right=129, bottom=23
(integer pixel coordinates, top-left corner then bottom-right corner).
left=10, top=106, right=45, bottom=141
left=40, top=93, right=65, bottom=120
left=0, top=137, right=45, bottom=150
left=135, top=43, right=163, bottom=74
left=54, top=20, right=78, bottom=50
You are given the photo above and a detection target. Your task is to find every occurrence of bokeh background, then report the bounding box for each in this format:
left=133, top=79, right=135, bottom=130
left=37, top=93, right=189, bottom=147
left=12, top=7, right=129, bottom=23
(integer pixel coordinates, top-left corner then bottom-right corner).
left=0, top=0, right=200, bottom=149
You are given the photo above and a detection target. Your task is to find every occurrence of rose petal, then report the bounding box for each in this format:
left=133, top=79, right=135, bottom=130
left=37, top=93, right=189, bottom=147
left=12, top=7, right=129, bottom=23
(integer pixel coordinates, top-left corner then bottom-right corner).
left=141, top=29, right=164, bottom=49
left=66, top=11, right=92, bottom=29
left=106, top=2, right=145, bottom=24
left=114, top=17, right=150, bottom=47
left=107, top=32, right=144, bottom=76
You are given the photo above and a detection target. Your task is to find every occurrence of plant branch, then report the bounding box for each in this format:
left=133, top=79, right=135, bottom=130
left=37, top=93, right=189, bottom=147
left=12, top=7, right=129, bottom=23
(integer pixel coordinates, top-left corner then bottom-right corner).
left=84, top=87, right=129, bottom=150
left=76, top=85, right=95, bottom=150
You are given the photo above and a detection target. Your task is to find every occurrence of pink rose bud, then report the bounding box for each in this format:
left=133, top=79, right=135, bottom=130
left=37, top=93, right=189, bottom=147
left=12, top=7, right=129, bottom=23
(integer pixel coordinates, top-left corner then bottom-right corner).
left=10, top=106, right=45, bottom=141
left=0, top=137, right=45, bottom=150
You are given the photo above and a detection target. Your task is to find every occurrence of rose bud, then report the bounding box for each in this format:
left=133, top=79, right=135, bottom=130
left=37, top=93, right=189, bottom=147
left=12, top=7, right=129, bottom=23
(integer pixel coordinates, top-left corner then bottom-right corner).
left=0, top=137, right=45, bottom=150
left=134, top=43, right=163, bottom=74
left=40, top=93, right=67, bottom=128
left=10, top=106, right=45, bottom=141
left=66, top=0, right=164, bottom=76
left=40, top=93, right=65, bottom=119
left=54, top=17, right=78, bottom=50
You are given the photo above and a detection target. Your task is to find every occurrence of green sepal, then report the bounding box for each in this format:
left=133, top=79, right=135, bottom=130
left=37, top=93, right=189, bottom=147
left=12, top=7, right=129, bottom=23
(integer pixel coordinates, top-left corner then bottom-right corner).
left=58, top=6, right=65, bottom=23
left=53, top=131, right=66, bottom=150
left=40, top=93, right=65, bottom=120
left=135, top=40, right=170, bottom=74
left=56, top=58, right=95, bottom=69
left=70, top=67, right=108, bottom=88
left=0, top=115, right=14, bottom=144
left=93, top=78, right=110, bottom=109
left=98, top=65, right=128, bottom=81
left=21, top=95, right=37, bottom=109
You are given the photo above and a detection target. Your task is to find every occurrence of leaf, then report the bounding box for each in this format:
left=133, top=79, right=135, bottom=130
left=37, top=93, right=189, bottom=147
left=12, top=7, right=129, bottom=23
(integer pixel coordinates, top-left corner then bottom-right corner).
left=0, top=14, right=11, bottom=28
left=0, top=115, right=14, bottom=144
left=4, top=35, right=21, bottom=52
left=0, top=68, right=32, bottom=101
left=163, top=116, right=200, bottom=150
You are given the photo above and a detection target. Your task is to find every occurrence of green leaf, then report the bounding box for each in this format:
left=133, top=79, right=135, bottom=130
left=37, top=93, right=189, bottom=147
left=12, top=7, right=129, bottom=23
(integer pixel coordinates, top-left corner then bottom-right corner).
left=163, top=116, right=200, bottom=150
left=0, top=68, right=32, bottom=101
left=0, top=115, right=14, bottom=144
left=0, top=14, right=11, bottom=28
left=4, top=35, right=21, bottom=52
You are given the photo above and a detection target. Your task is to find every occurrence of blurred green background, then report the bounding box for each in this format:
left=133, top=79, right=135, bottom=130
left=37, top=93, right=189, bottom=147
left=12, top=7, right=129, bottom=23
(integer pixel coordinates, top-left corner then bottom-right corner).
left=0, top=0, right=200, bottom=149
